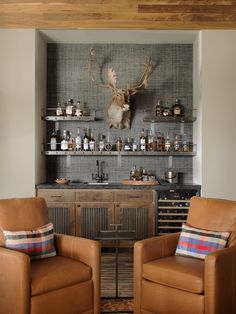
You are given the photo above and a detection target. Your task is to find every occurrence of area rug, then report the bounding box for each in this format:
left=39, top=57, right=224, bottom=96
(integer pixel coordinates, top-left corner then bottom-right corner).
left=101, top=298, right=133, bottom=313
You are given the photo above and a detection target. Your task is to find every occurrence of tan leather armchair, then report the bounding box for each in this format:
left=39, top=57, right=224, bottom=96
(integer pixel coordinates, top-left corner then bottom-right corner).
left=134, top=196, right=236, bottom=314
left=0, top=197, right=100, bottom=314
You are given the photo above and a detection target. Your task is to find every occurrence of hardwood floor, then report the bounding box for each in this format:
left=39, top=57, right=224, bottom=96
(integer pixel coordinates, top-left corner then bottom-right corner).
left=101, top=249, right=133, bottom=299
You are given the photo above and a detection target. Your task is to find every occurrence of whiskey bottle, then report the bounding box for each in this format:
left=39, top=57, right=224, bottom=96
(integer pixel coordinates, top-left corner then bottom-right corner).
left=75, top=100, right=83, bottom=117
left=83, top=128, right=89, bottom=151
left=65, top=99, right=74, bottom=116
left=148, top=129, right=154, bottom=151
left=116, top=137, right=122, bottom=152
left=98, top=135, right=105, bottom=151
left=68, top=132, right=74, bottom=151
left=89, top=132, right=96, bottom=151
left=172, top=98, right=182, bottom=117
left=75, top=127, right=82, bottom=151
left=61, top=130, right=68, bottom=151
left=50, top=129, right=57, bottom=151
left=140, top=129, right=146, bottom=152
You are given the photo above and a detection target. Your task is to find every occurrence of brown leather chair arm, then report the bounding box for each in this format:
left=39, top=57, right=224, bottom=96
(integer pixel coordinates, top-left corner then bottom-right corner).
left=134, top=233, right=180, bottom=313
left=134, top=232, right=180, bottom=264
left=0, top=247, right=30, bottom=314
left=205, top=245, right=236, bottom=314
left=54, top=234, right=101, bottom=314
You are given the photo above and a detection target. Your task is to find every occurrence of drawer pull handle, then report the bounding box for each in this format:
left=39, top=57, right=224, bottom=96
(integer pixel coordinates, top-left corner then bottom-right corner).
left=51, top=195, right=62, bottom=198
left=129, top=196, right=141, bottom=198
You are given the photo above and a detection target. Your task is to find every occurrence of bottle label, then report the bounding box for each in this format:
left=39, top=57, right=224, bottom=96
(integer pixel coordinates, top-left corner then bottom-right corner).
left=75, top=137, right=82, bottom=150
left=50, top=138, right=57, bottom=151
left=61, top=140, right=68, bottom=151
left=99, top=142, right=105, bottom=151
left=89, top=141, right=95, bottom=151
left=83, top=141, right=89, bottom=151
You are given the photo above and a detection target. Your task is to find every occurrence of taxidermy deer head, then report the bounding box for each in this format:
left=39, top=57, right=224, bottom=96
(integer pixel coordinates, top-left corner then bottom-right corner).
left=88, top=48, right=153, bottom=129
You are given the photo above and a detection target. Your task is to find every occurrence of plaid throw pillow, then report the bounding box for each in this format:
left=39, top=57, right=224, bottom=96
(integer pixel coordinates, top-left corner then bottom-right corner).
left=3, top=223, right=56, bottom=260
left=175, top=223, right=230, bottom=260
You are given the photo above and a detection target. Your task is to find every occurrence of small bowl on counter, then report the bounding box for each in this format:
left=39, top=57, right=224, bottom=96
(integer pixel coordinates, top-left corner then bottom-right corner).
left=55, top=178, right=70, bottom=185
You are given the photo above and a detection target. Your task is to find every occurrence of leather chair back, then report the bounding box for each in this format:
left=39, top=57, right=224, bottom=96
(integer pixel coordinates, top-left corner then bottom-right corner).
left=0, top=197, right=49, bottom=246
left=187, top=196, right=236, bottom=246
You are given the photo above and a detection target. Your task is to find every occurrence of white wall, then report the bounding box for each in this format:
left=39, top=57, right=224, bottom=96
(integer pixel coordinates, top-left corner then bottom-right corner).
left=0, top=29, right=236, bottom=200
left=35, top=30, right=46, bottom=185
left=0, top=29, right=36, bottom=198
left=200, top=30, right=236, bottom=200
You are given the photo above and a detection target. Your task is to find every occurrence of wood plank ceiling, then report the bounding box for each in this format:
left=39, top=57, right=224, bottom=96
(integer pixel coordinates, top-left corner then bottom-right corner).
left=0, top=0, right=236, bottom=29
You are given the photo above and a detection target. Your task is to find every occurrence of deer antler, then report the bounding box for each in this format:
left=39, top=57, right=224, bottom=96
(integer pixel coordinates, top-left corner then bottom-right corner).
left=88, top=48, right=117, bottom=92
left=108, top=68, right=117, bottom=89
left=128, top=57, right=153, bottom=95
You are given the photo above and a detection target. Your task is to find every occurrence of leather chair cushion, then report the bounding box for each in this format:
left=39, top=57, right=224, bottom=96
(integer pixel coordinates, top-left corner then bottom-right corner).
left=31, top=256, right=92, bottom=296
left=143, top=255, right=204, bottom=294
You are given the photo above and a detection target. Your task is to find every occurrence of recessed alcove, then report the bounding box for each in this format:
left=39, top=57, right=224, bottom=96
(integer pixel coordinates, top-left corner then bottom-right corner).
left=37, top=29, right=200, bottom=184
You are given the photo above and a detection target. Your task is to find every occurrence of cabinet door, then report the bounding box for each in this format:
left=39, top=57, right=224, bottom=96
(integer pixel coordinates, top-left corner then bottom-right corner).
left=76, top=202, right=115, bottom=239
left=47, top=202, right=76, bottom=236
left=115, top=202, right=155, bottom=243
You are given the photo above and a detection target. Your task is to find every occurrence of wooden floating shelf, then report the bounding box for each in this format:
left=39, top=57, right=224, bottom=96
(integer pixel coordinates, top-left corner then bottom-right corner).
left=44, top=151, right=197, bottom=156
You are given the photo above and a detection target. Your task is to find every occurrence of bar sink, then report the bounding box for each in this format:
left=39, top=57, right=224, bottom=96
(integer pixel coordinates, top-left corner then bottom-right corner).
left=85, top=182, right=109, bottom=185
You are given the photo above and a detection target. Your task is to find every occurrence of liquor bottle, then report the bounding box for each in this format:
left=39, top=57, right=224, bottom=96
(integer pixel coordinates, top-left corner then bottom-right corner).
left=74, top=100, right=83, bottom=117
left=60, top=130, right=68, bottom=151
left=89, top=132, right=96, bottom=151
left=50, top=128, right=57, bottom=151
left=124, top=138, right=132, bottom=151
left=116, top=137, right=122, bottom=152
left=132, top=138, right=138, bottom=151
left=75, top=127, right=82, bottom=151
left=148, top=129, right=154, bottom=151
left=173, top=134, right=181, bottom=152
left=172, top=98, right=182, bottom=117
left=56, top=102, right=63, bottom=116
left=83, top=128, right=89, bottom=151
left=98, top=135, right=105, bottom=151
left=68, top=132, right=74, bottom=151
left=140, top=129, right=146, bottom=152
left=165, top=134, right=172, bottom=152
left=155, top=99, right=164, bottom=117
left=105, top=135, right=112, bottom=151
left=65, top=99, right=74, bottom=116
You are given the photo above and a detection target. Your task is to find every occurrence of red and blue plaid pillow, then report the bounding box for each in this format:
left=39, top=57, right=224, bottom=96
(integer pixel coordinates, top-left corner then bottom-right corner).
left=175, top=223, right=230, bottom=260
left=2, top=222, right=56, bottom=260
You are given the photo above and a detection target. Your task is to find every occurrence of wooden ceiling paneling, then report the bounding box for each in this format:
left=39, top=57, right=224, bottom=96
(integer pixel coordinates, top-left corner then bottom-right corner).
left=0, top=0, right=236, bottom=29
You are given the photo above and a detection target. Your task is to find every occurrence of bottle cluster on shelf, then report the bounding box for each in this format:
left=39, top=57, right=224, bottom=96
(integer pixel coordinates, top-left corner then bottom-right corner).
left=155, top=98, right=183, bottom=117
left=55, top=99, right=90, bottom=117
left=48, top=127, right=195, bottom=153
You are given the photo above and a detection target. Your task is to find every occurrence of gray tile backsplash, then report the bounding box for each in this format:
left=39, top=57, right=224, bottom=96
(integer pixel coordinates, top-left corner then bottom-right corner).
left=46, top=43, right=193, bottom=183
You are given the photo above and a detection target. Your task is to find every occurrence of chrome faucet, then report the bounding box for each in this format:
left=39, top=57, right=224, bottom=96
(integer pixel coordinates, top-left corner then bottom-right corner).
left=92, top=160, right=108, bottom=183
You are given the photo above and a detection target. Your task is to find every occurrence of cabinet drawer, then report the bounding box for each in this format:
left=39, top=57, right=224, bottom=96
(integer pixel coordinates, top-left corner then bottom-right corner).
left=37, top=189, right=75, bottom=203
left=115, top=190, right=154, bottom=203
left=76, top=190, right=115, bottom=202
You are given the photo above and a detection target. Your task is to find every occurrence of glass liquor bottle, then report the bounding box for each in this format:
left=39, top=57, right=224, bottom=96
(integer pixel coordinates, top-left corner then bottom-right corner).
left=75, top=127, right=82, bottom=151
left=98, top=135, right=105, bottom=151
left=61, top=130, right=68, bottom=151
left=148, top=129, right=154, bottom=151
left=68, top=132, right=74, bottom=151
left=83, top=128, right=90, bottom=151
left=89, top=132, right=96, bottom=151
left=65, top=99, right=74, bottom=116
left=50, top=128, right=57, bottom=151
left=172, top=98, right=182, bottom=117
left=140, top=129, right=146, bottom=152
